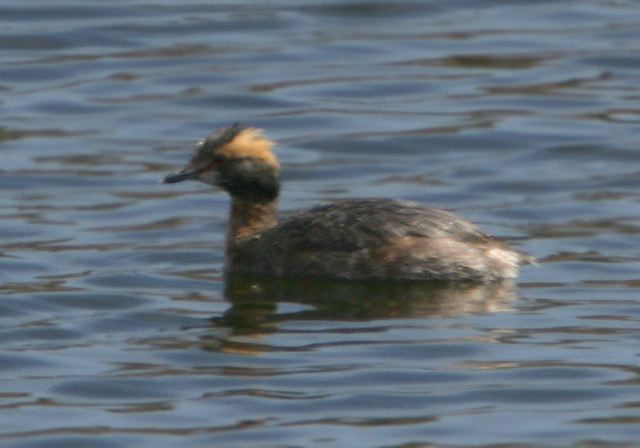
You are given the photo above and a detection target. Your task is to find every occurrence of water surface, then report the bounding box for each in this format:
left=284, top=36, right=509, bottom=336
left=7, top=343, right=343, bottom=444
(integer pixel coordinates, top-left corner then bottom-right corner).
left=2, top=1, right=640, bottom=447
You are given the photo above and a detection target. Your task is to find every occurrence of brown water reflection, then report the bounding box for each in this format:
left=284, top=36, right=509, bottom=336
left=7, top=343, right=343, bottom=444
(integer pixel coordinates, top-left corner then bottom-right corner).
left=214, top=275, right=517, bottom=337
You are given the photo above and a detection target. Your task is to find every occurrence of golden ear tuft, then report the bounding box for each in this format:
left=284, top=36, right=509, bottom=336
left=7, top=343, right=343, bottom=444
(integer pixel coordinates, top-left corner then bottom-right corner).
left=219, top=128, right=279, bottom=170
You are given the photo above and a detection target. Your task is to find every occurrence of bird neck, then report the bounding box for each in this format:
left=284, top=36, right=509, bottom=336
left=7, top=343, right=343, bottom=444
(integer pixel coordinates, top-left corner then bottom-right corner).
left=227, top=197, right=278, bottom=248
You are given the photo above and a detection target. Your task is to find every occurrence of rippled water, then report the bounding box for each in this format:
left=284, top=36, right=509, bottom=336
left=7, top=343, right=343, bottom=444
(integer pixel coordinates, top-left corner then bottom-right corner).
left=3, top=1, right=640, bottom=446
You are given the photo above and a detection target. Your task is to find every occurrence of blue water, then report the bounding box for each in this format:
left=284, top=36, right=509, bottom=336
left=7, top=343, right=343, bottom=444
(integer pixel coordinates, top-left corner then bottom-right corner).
left=2, top=1, right=640, bottom=446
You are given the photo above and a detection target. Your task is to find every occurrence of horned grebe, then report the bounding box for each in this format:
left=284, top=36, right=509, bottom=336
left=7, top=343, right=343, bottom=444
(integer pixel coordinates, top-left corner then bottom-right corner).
left=164, top=124, right=533, bottom=282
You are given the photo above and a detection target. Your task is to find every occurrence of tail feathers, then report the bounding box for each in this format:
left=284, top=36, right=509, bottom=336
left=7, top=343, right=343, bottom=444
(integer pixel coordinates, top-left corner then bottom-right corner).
left=519, top=252, right=538, bottom=267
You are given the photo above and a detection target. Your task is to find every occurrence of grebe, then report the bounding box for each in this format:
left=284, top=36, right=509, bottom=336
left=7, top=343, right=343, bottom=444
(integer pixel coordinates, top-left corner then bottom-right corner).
left=164, top=124, right=533, bottom=282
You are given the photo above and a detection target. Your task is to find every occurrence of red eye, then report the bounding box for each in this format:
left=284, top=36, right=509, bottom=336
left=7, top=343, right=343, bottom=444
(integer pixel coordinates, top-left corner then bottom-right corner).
left=206, top=156, right=224, bottom=170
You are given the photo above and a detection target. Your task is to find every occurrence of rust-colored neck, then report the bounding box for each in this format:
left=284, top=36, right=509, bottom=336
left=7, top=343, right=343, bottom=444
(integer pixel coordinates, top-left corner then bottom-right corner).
left=227, top=198, right=278, bottom=250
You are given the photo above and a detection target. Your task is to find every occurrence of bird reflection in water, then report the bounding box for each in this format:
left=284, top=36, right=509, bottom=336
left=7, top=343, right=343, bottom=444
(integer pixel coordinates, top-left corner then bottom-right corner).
left=202, top=275, right=518, bottom=353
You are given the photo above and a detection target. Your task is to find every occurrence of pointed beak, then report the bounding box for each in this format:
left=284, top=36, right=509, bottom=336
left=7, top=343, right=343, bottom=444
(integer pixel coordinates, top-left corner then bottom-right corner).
left=162, top=170, right=198, bottom=184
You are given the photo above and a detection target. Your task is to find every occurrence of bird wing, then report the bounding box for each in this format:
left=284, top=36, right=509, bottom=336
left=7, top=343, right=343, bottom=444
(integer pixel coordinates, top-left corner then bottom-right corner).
left=260, top=198, right=496, bottom=253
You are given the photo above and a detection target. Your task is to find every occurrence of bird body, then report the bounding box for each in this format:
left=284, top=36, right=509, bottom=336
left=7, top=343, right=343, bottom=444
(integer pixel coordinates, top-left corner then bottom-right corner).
left=164, top=125, right=532, bottom=282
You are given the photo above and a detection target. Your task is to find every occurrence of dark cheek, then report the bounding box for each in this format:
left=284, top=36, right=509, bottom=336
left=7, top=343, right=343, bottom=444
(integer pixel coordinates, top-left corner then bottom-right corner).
left=198, top=169, right=219, bottom=185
